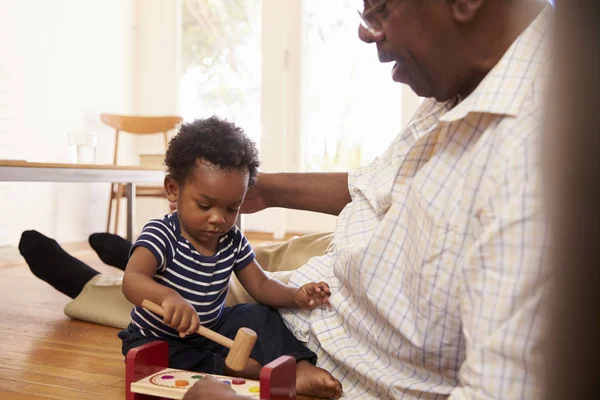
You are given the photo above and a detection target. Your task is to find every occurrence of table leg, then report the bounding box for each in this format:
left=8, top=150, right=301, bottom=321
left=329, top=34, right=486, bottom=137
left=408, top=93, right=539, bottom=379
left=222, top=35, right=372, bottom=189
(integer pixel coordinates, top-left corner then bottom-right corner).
left=126, top=182, right=136, bottom=242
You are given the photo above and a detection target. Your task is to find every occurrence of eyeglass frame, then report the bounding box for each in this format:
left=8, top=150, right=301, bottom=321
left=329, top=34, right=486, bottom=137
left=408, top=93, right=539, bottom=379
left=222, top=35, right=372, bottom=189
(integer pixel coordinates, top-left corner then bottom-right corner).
left=357, top=0, right=396, bottom=36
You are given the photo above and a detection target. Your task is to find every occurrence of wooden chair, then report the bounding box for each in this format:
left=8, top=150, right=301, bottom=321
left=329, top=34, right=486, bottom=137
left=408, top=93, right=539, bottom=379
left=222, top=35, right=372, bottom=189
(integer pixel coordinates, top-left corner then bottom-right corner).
left=101, top=114, right=182, bottom=234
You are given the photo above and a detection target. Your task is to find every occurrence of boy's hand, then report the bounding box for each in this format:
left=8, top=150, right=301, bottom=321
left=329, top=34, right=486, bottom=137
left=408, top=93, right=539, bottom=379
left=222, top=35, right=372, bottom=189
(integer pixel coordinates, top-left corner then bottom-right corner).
left=294, top=282, right=331, bottom=310
left=161, top=293, right=200, bottom=337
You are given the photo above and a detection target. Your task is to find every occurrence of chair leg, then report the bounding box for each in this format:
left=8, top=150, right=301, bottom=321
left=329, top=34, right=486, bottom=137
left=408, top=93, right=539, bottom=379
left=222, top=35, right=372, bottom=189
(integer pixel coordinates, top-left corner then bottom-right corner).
left=107, top=183, right=115, bottom=233
left=114, top=184, right=123, bottom=235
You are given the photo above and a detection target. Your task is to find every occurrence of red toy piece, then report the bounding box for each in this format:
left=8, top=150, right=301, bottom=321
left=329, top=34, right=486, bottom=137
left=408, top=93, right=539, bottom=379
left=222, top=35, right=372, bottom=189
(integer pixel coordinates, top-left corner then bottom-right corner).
left=125, top=340, right=296, bottom=400
left=259, top=356, right=296, bottom=400
left=126, top=341, right=169, bottom=400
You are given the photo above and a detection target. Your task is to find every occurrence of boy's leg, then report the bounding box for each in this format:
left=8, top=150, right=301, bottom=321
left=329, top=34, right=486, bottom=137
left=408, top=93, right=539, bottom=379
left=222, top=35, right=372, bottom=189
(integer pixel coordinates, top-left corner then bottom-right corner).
left=215, top=304, right=317, bottom=366
left=119, top=324, right=232, bottom=374
left=226, top=232, right=334, bottom=306
left=213, top=304, right=343, bottom=399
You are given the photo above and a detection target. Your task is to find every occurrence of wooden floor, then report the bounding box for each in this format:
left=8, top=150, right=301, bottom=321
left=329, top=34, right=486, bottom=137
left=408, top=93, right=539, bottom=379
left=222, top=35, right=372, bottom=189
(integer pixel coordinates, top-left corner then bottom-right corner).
left=0, top=233, right=316, bottom=400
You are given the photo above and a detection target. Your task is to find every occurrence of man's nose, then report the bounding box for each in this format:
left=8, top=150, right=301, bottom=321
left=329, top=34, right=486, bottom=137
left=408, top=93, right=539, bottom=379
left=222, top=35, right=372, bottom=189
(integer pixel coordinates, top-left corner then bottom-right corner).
left=358, top=24, right=384, bottom=43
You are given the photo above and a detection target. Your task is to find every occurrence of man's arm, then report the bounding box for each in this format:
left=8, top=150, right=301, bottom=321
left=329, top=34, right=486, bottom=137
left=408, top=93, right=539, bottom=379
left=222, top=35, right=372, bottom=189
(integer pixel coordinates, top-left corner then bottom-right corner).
left=248, top=173, right=351, bottom=216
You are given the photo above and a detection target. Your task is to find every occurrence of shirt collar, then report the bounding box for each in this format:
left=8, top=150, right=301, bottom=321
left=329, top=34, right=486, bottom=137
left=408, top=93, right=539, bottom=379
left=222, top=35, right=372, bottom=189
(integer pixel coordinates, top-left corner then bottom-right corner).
left=439, top=5, right=553, bottom=123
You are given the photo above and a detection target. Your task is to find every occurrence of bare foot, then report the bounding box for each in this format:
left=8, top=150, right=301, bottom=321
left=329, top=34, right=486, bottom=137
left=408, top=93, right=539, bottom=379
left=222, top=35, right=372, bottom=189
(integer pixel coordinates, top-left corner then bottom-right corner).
left=296, top=360, right=342, bottom=399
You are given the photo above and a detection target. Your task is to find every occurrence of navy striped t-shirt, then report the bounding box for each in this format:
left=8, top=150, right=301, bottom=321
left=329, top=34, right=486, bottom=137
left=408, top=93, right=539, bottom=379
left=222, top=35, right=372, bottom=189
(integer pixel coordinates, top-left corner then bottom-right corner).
left=128, top=212, right=255, bottom=338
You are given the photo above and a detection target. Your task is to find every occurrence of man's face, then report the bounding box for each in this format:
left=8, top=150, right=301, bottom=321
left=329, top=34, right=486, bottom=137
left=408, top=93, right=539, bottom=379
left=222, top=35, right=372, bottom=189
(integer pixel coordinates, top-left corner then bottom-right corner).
left=358, top=0, right=464, bottom=101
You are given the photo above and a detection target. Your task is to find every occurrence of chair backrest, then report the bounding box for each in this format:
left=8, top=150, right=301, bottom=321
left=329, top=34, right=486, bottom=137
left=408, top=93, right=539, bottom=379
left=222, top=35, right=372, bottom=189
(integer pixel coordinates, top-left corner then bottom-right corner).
left=100, top=114, right=182, bottom=165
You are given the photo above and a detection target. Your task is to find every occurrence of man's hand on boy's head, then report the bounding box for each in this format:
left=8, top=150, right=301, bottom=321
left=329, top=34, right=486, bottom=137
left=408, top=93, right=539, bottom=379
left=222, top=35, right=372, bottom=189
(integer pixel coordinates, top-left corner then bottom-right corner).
left=294, top=282, right=332, bottom=310
left=239, top=178, right=268, bottom=214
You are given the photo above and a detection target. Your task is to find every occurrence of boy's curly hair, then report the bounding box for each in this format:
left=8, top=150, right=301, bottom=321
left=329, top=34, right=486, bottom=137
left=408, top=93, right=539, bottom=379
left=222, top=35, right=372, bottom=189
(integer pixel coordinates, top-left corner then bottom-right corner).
left=165, top=116, right=260, bottom=186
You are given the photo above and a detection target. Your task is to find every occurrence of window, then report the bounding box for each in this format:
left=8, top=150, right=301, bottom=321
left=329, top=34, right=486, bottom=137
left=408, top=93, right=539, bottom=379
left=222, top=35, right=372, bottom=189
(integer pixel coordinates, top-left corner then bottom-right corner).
left=179, top=0, right=262, bottom=143
left=302, top=0, right=404, bottom=172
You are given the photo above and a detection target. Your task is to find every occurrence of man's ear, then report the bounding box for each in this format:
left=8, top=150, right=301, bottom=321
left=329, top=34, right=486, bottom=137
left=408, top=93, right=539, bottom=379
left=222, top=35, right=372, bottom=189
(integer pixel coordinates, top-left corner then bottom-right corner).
left=164, top=176, right=179, bottom=203
left=449, top=0, right=486, bottom=24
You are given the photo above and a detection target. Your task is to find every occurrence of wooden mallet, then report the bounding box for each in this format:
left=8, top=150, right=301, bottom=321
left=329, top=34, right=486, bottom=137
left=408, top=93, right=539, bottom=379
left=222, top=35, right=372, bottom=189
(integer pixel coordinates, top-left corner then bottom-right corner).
left=141, top=299, right=257, bottom=371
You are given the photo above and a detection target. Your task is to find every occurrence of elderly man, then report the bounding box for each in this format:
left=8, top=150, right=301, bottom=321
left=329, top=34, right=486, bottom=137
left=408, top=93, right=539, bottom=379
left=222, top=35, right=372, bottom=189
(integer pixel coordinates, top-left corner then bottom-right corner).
left=20, top=0, right=552, bottom=398
left=248, top=1, right=550, bottom=398
left=197, top=0, right=551, bottom=397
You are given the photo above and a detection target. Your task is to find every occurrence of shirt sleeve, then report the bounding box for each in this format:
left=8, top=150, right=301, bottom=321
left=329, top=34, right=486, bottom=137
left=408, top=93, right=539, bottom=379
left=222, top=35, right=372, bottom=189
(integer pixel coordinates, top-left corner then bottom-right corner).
left=450, top=142, right=549, bottom=399
left=233, top=228, right=255, bottom=272
left=130, top=219, right=177, bottom=272
left=348, top=157, right=381, bottom=201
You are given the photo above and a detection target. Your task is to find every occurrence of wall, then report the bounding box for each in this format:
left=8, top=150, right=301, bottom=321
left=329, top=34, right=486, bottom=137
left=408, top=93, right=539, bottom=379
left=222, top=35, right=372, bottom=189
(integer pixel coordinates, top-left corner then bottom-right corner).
left=0, top=0, right=135, bottom=246
left=129, top=0, right=181, bottom=234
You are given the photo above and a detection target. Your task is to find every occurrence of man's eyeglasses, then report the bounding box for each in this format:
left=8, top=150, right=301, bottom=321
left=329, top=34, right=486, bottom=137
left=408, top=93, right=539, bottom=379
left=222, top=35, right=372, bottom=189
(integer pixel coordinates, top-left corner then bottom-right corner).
left=357, top=0, right=391, bottom=36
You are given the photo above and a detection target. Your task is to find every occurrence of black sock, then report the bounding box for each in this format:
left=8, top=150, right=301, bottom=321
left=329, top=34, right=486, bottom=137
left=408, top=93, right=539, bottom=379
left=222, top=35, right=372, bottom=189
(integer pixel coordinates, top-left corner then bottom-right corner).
left=88, top=233, right=132, bottom=271
left=18, top=230, right=100, bottom=299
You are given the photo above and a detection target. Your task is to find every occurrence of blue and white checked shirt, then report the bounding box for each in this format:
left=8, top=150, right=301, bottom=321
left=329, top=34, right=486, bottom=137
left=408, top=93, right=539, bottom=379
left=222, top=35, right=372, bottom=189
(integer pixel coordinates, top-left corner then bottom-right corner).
left=281, top=6, right=552, bottom=399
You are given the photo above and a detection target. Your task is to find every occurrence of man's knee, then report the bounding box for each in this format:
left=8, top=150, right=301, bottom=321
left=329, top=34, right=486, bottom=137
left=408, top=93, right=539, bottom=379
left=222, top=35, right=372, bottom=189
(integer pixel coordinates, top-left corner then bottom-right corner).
left=253, top=232, right=334, bottom=272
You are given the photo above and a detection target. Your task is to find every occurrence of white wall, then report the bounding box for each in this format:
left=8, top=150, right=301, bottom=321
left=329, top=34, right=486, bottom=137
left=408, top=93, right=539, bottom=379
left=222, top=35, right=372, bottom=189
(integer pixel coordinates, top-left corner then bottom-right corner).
left=129, top=0, right=181, bottom=234
left=0, top=0, right=135, bottom=246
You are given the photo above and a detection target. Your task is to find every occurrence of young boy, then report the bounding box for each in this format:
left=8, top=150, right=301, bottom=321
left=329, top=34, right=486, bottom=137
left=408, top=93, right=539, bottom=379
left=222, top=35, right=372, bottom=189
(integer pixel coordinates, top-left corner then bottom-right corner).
left=118, top=117, right=342, bottom=399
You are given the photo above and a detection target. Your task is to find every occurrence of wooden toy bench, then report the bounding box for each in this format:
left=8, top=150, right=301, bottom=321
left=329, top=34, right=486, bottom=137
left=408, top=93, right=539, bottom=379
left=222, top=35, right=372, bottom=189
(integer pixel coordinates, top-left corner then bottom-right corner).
left=125, top=341, right=296, bottom=400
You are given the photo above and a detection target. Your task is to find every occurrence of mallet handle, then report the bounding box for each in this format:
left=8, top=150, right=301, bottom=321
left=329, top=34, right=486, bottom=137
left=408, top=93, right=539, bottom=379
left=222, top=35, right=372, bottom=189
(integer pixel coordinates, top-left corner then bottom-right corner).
left=141, top=299, right=234, bottom=349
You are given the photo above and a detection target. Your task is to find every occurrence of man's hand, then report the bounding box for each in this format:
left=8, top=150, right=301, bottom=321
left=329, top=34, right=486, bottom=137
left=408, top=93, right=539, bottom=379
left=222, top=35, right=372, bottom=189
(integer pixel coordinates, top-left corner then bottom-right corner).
left=174, top=174, right=269, bottom=214
left=182, top=377, right=244, bottom=400
left=240, top=179, right=269, bottom=214
left=294, top=282, right=332, bottom=309
left=161, top=293, right=200, bottom=337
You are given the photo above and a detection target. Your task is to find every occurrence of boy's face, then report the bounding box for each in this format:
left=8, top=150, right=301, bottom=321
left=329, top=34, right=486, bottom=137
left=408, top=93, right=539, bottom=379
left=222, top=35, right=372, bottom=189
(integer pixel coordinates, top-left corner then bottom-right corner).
left=164, top=160, right=248, bottom=250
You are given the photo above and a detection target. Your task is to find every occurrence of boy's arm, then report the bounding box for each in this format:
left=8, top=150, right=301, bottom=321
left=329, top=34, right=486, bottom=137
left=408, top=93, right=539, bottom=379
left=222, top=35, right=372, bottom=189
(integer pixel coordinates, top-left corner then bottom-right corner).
left=234, top=260, right=298, bottom=308
left=122, top=246, right=179, bottom=306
